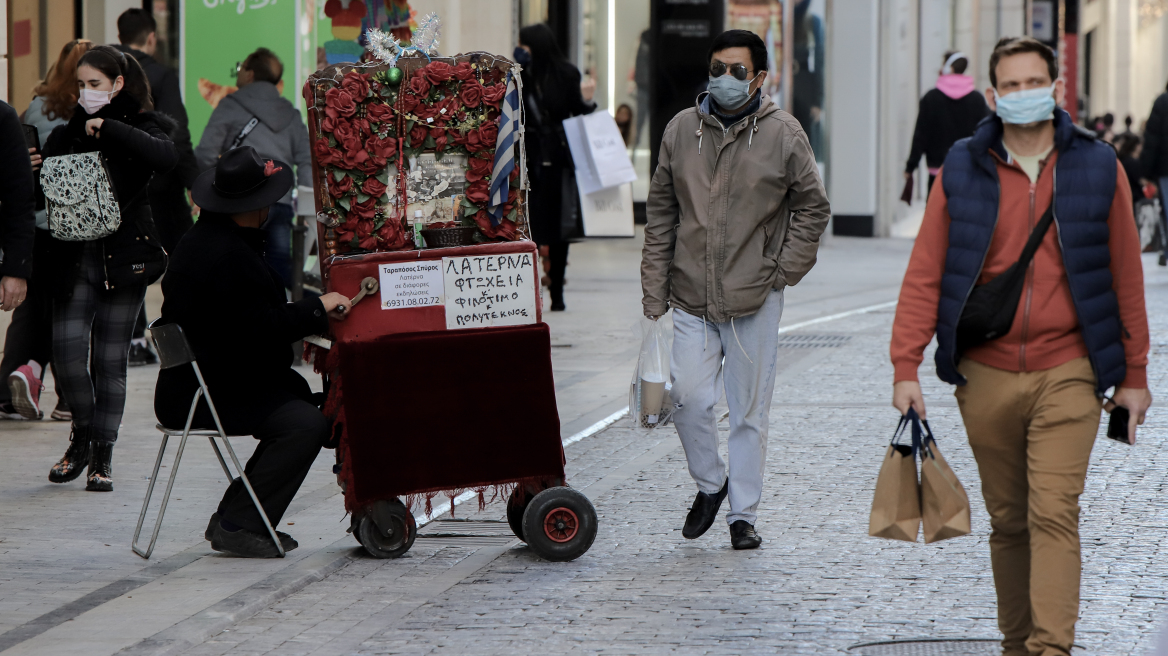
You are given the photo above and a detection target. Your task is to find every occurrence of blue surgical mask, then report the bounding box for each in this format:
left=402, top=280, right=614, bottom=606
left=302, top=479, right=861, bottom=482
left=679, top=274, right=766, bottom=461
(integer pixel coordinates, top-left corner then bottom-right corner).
left=993, top=85, right=1056, bottom=125
left=707, top=73, right=757, bottom=111
left=513, top=46, right=532, bottom=67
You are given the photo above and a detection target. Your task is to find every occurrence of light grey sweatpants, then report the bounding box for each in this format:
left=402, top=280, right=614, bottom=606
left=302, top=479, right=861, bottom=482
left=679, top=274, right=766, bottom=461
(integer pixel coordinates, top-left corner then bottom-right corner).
left=670, top=289, right=784, bottom=526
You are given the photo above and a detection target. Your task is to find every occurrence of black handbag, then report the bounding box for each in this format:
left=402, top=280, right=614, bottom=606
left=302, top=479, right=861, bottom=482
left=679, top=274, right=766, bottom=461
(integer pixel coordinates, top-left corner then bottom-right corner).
left=955, top=202, right=1054, bottom=353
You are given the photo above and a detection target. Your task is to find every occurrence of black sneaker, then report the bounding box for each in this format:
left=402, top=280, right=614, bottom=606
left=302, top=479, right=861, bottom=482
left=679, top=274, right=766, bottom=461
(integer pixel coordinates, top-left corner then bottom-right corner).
left=0, top=402, right=25, bottom=420
left=210, top=523, right=284, bottom=558
left=205, top=513, right=297, bottom=551
left=127, top=342, right=158, bottom=367
left=682, top=479, right=729, bottom=539
left=729, top=520, right=762, bottom=550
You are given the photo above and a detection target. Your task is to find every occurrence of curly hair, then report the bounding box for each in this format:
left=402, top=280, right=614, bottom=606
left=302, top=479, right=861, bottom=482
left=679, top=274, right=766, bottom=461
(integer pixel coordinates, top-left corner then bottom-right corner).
left=32, top=39, right=93, bottom=121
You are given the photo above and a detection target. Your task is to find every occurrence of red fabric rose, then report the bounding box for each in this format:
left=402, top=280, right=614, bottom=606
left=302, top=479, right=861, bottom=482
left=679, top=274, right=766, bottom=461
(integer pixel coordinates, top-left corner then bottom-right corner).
left=325, top=87, right=357, bottom=117
left=463, top=128, right=482, bottom=152
left=453, top=62, right=475, bottom=81
left=422, top=61, right=455, bottom=85
left=352, top=198, right=378, bottom=220
left=459, top=81, right=484, bottom=108
left=328, top=171, right=354, bottom=197
left=362, top=176, right=388, bottom=198
left=509, top=165, right=520, bottom=181
left=341, top=71, right=371, bottom=101
left=341, top=148, right=369, bottom=170
left=481, top=82, right=506, bottom=107
left=314, top=138, right=342, bottom=166
left=332, top=118, right=357, bottom=145
left=465, top=156, right=493, bottom=182
left=321, top=114, right=337, bottom=133
left=414, top=102, right=440, bottom=121
left=478, top=121, right=499, bottom=149
left=359, top=153, right=387, bottom=175
left=365, top=134, right=395, bottom=159
left=352, top=117, right=371, bottom=137
left=367, top=102, right=394, bottom=124
left=409, top=124, right=429, bottom=147
left=466, top=180, right=491, bottom=205
left=433, top=133, right=448, bottom=151
left=471, top=210, right=517, bottom=240
left=407, top=73, right=431, bottom=97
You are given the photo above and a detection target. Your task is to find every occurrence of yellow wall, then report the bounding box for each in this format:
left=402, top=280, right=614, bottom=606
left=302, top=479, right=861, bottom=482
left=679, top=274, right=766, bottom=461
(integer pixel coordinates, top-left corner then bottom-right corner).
left=6, top=0, right=75, bottom=116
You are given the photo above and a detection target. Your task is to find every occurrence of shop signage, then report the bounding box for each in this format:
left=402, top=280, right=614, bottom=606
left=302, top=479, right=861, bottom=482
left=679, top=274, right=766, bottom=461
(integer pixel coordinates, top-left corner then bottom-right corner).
left=441, top=253, right=538, bottom=329
left=378, top=261, right=444, bottom=309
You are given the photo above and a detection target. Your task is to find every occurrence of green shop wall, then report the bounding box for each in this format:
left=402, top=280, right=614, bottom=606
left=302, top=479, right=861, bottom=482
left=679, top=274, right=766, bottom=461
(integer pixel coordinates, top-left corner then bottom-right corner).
left=183, top=0, right=300, bottom=146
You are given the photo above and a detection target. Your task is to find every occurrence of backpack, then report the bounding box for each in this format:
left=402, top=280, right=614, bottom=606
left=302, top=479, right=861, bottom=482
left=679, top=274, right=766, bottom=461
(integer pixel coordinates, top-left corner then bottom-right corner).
left=40, top=152, right=121, bottom=241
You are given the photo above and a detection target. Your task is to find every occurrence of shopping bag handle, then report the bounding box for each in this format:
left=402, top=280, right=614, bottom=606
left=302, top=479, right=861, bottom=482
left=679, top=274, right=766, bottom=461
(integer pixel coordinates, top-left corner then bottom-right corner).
left=904, top=408, right=937, bottom=460
left=891, top=409, right=922, bottom=458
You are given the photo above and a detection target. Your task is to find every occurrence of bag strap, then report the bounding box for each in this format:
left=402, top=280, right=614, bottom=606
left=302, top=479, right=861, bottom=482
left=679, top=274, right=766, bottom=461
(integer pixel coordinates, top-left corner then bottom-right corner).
left=230, top=117, right=260, bottom=150
left=1014, top=201, right=1055, bottom=273
left=893, top=409, right=923, bottom=458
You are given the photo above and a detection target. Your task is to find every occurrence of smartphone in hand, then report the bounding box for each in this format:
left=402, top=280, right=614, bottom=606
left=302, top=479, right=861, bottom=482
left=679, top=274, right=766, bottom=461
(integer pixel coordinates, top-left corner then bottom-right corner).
left=1107, top=405, right=1132, bottom=444
left=22, top=124, right=39, bottom=152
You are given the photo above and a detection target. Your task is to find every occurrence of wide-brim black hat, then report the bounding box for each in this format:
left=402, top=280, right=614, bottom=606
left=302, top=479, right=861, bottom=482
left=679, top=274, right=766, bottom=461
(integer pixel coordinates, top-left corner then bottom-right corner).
left=191, top=146, right=294, bottom=214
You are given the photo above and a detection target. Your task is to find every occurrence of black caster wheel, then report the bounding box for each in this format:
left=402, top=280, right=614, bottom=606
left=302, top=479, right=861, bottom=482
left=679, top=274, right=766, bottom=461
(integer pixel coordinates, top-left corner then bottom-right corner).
left=356, top=498, right=416, bottom=558
left=506, top=482, right=553, bottom=541
left=521, top=486, right=597, bottom=562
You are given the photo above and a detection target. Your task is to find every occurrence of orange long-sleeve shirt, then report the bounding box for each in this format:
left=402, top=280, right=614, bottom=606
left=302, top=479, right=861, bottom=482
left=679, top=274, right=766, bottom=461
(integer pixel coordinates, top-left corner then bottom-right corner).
left=891, top=151, right=1149, bottom=389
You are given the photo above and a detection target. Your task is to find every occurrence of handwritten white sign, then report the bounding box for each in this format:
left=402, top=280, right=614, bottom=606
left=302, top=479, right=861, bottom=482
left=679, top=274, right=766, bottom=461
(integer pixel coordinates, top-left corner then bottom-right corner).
left=442, top=253, right=538, bottom=329
left=378, top=261, right=444, bottom=310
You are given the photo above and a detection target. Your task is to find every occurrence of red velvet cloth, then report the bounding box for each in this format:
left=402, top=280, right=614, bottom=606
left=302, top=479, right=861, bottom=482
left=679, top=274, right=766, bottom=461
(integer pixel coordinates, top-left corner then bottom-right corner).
left=336, top=323, right=565, bottom=512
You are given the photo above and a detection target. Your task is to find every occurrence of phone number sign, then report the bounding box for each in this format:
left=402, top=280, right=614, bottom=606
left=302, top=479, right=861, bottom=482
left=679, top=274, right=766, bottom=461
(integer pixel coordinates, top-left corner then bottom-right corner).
left=378, top=261, right=444, bottom=309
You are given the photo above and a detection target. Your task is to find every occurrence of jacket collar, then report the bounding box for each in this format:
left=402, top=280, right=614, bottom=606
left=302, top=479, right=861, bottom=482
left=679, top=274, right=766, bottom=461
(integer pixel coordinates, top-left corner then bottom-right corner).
left=695, top=91, right=775, bottom=134
left=967, top=107, right=1084, bottom=174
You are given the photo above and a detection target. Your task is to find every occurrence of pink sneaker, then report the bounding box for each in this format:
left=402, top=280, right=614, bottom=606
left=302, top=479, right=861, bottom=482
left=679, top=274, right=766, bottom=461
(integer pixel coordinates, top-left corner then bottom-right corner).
left=9, top=365, right=43, bottom=420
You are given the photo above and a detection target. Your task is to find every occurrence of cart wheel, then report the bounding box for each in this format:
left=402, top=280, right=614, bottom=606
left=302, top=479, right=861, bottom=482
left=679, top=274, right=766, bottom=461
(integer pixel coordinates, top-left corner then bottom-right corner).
left=357, top=501, right=416, bottom=559
left=521, top=487, right=597, bottom=562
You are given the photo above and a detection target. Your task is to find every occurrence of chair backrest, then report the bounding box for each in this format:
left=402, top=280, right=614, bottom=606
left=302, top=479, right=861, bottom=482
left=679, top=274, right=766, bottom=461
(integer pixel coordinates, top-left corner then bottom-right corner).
left=148, top=320, right=196, bottom=370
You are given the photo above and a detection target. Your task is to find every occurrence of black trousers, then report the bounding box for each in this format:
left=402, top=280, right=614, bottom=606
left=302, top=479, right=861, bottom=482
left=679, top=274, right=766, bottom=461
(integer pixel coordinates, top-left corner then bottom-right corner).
left=548, top=241, right=569, bottom=301
left=217, top=399, right=328, bottom=533
left=0, top=229, right=63, bottom=404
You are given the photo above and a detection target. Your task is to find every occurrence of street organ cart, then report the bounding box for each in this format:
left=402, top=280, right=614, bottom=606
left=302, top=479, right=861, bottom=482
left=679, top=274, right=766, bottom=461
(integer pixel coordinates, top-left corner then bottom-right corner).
left=302, top=31, right=597, bottom=562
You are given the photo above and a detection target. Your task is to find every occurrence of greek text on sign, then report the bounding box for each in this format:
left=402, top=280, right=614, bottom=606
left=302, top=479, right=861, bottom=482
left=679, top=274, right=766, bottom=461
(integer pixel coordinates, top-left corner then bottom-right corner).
left=378, top=261, right=444, bottom=310
left=442, top=253, right=537, bottom=329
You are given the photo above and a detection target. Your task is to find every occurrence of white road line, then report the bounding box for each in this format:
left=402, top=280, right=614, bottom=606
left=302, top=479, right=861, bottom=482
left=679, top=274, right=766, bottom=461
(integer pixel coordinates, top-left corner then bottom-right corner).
left=414, top=299, right=896, bottom=525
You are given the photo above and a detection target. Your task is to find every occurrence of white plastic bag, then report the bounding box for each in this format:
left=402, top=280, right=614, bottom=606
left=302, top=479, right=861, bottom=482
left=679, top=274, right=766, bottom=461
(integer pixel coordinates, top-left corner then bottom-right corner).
left=629, top=318, right=673, bottom=429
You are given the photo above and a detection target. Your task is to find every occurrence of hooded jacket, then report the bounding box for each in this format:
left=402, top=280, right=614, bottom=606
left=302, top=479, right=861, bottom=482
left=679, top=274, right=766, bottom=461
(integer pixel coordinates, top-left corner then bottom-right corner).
left=41, top=92, right=178, bottom=299
left=641, top=92, right=830, bottom=322
left=194, top=81, right=312, bottom=205
left=905, top=78, right=990, bottom=174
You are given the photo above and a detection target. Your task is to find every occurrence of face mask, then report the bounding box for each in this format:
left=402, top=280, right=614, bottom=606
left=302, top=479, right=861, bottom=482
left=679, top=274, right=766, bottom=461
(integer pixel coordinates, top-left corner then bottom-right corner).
left=993, top=85, right=1056, bottom=125
left=707, top=73, right=757, bottom=110
left=513, top=46, right=532, bottom=67
left=79, top=88, right=113, bottom=115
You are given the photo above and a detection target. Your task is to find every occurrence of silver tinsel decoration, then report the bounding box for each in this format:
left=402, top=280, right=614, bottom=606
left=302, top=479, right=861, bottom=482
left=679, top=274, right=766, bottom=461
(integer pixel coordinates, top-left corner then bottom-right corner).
left=411, top=13, right=441, bottom=56
left=365, top=28, right=402, bottom=67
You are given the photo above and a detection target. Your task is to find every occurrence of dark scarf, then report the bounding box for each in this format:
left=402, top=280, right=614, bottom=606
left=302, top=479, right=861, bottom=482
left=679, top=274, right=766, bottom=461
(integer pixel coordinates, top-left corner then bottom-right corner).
left=62, top=91, right=143, bottom=149
left=711, top=92, right=761, bottom=128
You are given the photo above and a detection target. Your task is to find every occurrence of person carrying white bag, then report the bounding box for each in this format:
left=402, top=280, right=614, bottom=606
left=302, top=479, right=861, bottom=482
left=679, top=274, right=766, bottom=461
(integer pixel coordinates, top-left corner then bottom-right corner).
left=640, top=30, right=830, bottom=550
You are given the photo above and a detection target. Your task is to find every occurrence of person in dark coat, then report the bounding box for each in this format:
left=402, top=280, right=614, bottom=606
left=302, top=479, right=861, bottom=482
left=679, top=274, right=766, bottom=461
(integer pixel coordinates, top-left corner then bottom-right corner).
left=1139, top=82, right=1168, bottom=265
left=115, top=8, right=200, bottom=366
left=42, top=45, right=177, bottom=492
left=516, top=23, right=596, bottom=312
left=155, top=147, right=350, bottom=558
left=905, top=51, right=991, bottom=196
left=0, top=100, right=36, bottom=310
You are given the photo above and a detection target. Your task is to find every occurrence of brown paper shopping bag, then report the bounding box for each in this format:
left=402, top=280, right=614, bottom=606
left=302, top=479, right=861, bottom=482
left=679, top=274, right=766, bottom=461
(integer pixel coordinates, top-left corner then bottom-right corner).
left=868, top=415, right=921, bottom=542
left=919, top=422, right=971, bottom=543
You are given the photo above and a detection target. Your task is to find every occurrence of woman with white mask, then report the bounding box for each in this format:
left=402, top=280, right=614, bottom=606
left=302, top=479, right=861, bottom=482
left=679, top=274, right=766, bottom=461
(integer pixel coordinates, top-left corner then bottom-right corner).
left=40, top=44, right=178, bottom=492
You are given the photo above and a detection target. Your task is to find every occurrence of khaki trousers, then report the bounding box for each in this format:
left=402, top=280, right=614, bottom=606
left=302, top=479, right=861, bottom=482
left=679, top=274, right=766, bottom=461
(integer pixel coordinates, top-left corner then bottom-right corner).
left=955, top=357, right=1102, bottom=656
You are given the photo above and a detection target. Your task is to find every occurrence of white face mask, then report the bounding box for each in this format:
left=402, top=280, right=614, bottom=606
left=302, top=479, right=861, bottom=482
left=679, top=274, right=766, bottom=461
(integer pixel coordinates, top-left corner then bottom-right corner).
left=79, top=88, right=114, bottom=115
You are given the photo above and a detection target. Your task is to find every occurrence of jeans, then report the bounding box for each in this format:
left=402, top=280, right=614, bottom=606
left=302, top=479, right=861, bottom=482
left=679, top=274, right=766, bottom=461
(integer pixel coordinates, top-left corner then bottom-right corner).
left=669, top=290, right=784, bottom=526
left=264, top=203, right=295, bottom=290
left=217, top=399, right=328, bottom=534
left=53, top=242, right=147, bottom=442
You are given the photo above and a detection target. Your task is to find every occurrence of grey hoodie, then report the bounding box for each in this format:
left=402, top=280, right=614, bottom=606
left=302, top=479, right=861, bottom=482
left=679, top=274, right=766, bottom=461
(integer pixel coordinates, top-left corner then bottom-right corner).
left=194, top=81, right=312, bottom=205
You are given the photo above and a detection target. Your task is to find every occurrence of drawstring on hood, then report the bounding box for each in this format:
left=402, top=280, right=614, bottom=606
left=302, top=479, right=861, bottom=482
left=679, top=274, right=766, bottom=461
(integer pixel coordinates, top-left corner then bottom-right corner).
left=748, top=116, right=759, bottom=150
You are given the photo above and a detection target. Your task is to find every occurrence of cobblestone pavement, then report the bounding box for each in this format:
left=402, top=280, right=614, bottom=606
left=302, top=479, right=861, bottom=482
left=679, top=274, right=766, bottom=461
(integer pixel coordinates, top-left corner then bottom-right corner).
left=164, top=252, right=1168, bottom=655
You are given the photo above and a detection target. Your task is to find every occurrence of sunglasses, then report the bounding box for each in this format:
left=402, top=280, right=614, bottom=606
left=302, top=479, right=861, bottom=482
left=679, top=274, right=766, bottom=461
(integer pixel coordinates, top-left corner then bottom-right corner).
left=709, top=61, right=753, bottom=81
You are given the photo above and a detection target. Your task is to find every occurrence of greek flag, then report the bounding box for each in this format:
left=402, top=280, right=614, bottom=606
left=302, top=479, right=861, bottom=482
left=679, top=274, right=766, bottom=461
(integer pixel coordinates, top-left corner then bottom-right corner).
left=488, top=72, right=520, bottom=225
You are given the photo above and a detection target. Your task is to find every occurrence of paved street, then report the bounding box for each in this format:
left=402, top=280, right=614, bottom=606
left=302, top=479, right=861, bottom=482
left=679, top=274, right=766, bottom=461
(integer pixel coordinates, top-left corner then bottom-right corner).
left=0, top=232, right=1165, bottom=655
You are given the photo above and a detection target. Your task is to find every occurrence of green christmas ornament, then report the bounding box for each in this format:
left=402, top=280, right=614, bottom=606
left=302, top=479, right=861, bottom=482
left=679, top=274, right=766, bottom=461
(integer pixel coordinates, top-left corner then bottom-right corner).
left=387, top=67, right=403, bottom=85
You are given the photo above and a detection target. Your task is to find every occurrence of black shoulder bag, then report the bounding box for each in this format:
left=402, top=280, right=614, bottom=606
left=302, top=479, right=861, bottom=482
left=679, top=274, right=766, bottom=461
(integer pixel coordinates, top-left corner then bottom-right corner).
left=955, top=202, right=1055, bottom=353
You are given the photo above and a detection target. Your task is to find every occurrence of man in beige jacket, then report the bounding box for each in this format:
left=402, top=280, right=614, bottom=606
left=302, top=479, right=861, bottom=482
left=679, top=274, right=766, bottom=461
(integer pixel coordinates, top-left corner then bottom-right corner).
left=641, top=29, right=830, bottom=550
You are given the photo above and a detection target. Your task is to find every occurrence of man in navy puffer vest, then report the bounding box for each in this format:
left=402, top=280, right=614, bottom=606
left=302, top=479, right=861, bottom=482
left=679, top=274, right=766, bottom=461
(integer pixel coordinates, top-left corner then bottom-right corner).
left=890, top=37, right=1152, bottom=656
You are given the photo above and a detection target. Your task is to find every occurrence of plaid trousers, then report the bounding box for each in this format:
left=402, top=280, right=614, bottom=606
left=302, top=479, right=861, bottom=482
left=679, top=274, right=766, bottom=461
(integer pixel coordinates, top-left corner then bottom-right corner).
left=52, top=243, right=146, bottom=443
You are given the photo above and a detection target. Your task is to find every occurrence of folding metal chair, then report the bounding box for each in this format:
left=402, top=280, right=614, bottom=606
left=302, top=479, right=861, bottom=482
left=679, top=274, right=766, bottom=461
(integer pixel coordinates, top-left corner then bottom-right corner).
left=132, top=320, right=285, bottom=559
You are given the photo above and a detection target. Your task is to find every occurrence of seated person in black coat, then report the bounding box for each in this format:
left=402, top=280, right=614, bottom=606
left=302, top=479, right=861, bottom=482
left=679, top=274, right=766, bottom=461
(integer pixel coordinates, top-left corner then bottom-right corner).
left=154, top=147, right=350, bottom=558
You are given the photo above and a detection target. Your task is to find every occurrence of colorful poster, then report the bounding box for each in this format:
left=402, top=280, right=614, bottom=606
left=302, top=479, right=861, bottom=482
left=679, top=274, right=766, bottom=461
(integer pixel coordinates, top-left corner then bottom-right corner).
left=182, top=0, right=299, bottom=145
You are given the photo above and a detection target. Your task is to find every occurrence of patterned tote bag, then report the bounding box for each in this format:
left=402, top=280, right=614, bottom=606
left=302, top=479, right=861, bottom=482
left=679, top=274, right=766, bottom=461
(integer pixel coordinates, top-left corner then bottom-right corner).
left=40, top=153, right=121, bottom=241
